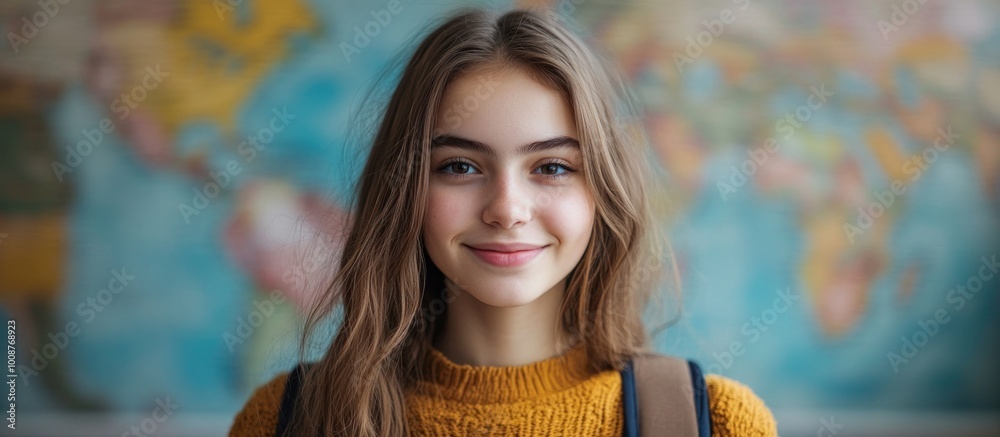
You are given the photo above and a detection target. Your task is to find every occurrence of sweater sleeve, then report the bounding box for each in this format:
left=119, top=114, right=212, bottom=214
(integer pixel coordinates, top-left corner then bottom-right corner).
left=228, top=372, right=290, bottom=437
left=704, top=374, right=778, bottom=437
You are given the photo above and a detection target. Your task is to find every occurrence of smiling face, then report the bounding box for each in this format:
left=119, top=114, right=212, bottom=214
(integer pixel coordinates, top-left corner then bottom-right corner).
left=422, top=65, right=596, bottom=308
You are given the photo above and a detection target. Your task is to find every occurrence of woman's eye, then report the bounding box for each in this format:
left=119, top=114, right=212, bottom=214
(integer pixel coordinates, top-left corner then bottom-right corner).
left=537, top=163, right=570, bottom=176
left=439, top=160, right=478, bottom=175
left=435, top=159, right=576, bottom=178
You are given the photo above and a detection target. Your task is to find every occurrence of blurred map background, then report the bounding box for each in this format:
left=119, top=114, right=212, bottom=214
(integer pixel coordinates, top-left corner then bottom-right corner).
left=1, top=0, right=998, bottom=434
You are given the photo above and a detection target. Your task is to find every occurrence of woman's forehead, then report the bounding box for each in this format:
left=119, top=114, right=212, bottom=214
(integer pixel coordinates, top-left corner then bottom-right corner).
left=434, top=66, right=578, bottom=153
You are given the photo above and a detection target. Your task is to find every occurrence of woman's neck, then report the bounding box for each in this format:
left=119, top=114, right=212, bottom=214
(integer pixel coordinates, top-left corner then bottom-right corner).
left=432, top=278, right=574, bottom=367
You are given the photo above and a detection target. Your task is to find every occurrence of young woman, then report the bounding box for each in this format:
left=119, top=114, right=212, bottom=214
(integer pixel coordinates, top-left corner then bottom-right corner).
left=230, top=7, right=777, bottom=437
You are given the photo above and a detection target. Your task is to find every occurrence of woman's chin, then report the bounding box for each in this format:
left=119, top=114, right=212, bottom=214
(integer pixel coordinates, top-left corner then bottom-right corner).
left=465, top=288, right=547, bottom=309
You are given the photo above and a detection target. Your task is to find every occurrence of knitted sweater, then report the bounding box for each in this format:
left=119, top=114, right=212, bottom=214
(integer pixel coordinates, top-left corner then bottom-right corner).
left=229, top=344, right=777, bottom=436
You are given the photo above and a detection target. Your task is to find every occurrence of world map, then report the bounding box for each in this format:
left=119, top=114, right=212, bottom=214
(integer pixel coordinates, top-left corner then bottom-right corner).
left=0, top=0, right=997, bottom=420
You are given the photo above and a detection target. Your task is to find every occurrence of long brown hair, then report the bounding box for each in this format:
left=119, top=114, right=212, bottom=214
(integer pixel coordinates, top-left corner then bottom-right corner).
left=287, top=7, right=679, bottom=436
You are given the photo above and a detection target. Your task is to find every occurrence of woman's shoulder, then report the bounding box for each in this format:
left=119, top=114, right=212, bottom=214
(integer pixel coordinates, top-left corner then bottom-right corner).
left=228, top=371, right=291, bottom=437
left=704, top=373, right=778, bottom=437
left=228, top=367, right=776, bottom=436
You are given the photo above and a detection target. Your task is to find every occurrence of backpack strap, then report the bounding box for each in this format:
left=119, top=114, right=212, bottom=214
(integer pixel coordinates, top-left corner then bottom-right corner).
left=688, top=360, right=710, bottom=437
left=275, top=362, right=312, bottom=437
left=621, top=360, right=639, bottom=437
left=621, top=353, right=710, bottom=437
left=279, top=357, right=710, bottom=437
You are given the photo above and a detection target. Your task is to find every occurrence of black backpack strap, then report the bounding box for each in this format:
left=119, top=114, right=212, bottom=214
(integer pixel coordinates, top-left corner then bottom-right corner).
left=275, top=363, right=311, bottom=436
left=687, top=360, right=711, bottom=437
left=621, top=360, right=638, bottom=437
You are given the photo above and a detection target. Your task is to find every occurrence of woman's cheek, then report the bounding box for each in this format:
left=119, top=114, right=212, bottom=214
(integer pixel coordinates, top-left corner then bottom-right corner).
left=542, top=186, right=595, bottom=239
left=425, top=187, right=471, bottom=241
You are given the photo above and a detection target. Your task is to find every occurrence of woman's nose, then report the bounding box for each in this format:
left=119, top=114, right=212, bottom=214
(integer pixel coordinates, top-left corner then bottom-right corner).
left=481, top=171, right=532, bottom=229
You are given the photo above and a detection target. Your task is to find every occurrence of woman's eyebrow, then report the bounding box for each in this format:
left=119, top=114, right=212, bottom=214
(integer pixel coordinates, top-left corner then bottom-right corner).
left=430, top=135, right=580, bottom=159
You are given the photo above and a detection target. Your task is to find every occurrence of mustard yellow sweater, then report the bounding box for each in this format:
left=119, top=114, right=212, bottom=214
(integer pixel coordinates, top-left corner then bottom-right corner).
left=229, top=344, right=777, bottom=436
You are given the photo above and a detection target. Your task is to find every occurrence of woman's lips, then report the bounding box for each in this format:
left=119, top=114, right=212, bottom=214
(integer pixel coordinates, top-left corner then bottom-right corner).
left=465, top=245, right=545, bottom=267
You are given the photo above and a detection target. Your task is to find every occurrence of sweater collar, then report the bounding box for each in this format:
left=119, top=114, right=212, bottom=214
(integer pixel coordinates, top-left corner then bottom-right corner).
left=417, top=342, right=593, bottom=404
